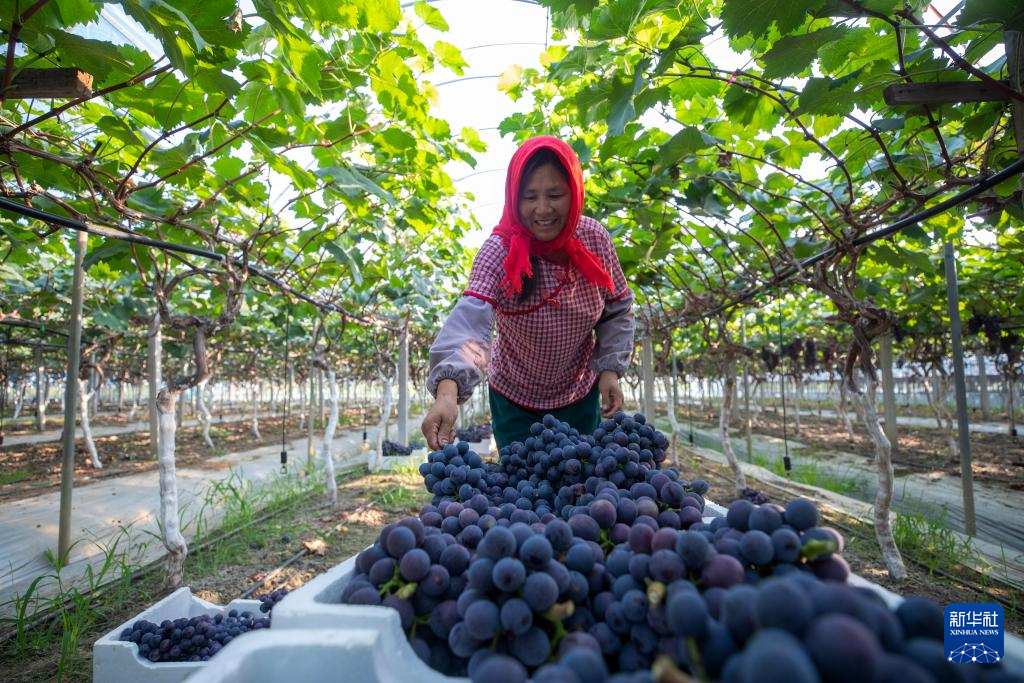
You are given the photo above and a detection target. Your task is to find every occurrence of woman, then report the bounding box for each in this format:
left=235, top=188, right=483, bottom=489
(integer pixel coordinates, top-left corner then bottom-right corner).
left=422, top=136, right=635, bottom=450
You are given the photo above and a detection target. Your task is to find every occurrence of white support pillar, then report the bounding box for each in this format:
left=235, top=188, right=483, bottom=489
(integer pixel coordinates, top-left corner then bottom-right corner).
left=398, top=326, right=409, bottom=444
left=642, top=337, right=655, bottom=419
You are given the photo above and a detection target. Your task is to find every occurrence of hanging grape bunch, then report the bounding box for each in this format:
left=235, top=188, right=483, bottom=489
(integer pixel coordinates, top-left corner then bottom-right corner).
left=782, top=339, right=802, bottom=366
left=821, top=344, right=835, bottom=366
left=803, top=339, right=817, bottom=372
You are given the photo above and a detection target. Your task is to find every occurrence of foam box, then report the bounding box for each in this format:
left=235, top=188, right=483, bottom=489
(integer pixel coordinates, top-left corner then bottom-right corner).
left=378, top=449, right=429, bottom=471
left=186, top=620, right=462, bottom=682
left=93, top=586, right=261, bottom=683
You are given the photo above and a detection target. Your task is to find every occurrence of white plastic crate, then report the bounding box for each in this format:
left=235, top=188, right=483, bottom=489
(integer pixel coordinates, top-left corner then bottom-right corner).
left=93, top=587, right=261, bottom=683
left=378, top=448, right=429, bottom=471
left=186, top=620, right=463, bottom=682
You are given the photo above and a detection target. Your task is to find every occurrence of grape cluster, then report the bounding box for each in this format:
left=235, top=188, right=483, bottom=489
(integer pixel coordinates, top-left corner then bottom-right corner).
left=457, top=422, right=493, bottom=442
left=737, top=487, right=770, bottom=505
left=383, top=440, right=424, bottom=456
left=256, top=587, right=289, bottom=613
left=419, top=441, right=496, bottom=504
left=497, top=413, right=670, bottom=506
left=119, top=607, right=271, bottom=663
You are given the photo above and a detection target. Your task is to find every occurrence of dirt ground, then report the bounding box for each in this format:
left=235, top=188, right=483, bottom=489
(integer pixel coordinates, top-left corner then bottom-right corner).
left=1, top=406, right=175, bottom=436
left=0, top=408, right=379, bottom=503
left=723, top=409, right=1024, bottom=488
left=0, top=467, right=431, bottom=682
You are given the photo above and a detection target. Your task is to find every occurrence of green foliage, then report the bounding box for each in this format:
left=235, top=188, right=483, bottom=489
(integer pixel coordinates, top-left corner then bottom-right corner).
left=720, top=0, right=826, bottom=39
left=0, top=0, right=482, bottom=382
left=496, top=0, right=1022, bottom=379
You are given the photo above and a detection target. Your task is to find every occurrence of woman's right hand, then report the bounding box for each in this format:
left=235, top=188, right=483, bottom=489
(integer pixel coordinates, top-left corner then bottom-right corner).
left=422, top=379, right=458, bottom=450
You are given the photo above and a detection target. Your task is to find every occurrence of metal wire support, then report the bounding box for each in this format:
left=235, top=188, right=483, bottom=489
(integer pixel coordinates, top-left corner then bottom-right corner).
left=777, top=299, right=792, bottom=476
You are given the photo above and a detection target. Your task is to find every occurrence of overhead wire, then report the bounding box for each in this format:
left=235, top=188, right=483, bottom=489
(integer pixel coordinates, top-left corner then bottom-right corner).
left=0, top=198, right=395, bottom=331
left=694, top=154, right=1024, bottom=321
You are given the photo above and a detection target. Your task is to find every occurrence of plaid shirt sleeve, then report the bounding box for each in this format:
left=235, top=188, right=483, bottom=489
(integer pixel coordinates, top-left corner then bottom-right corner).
left=464, top=235, right=507, bottom=307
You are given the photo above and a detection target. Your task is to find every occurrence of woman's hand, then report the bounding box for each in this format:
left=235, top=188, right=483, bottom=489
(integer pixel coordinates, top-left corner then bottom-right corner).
left=598, top=370, right=624, bottom=418
left=422, top=379, right=458, bottom=450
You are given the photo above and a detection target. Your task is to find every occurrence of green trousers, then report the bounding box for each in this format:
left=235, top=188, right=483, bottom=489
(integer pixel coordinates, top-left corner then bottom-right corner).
left=488, top=382, right=600, bottom=450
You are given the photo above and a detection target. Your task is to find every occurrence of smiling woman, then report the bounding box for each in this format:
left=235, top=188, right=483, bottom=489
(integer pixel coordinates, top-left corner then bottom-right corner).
left=421, top=136, right=636, bottom=450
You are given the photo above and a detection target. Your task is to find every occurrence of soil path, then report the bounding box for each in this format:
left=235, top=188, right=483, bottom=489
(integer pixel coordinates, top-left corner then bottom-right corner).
left=675, top=399, right=1014, bottom=434
left=2, top=411, right=272, bottom=448
left=781, top=406, right=1012, bottom=434
left=0, top=416, right=423, bottom=620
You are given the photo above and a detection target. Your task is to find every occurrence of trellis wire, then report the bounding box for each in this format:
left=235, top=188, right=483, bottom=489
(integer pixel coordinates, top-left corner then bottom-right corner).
left=0, top=198, right=395, bottom=331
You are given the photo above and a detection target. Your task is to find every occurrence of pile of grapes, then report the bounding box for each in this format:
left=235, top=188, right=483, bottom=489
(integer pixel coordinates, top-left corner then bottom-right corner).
left=737, top=487, right=770, bottom=505
left=257, top=587, right=290, bottom=613
left=457, top=422, right=493, bottom=442
left=119, top=589, right=288, bottom=663
left=383, top=440, right=424, bottom=456
left=340, top=412, right=1015, bottom=683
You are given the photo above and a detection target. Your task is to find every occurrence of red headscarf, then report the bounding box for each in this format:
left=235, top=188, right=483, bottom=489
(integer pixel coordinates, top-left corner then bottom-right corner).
left=492, top=136, right=614, bottom=297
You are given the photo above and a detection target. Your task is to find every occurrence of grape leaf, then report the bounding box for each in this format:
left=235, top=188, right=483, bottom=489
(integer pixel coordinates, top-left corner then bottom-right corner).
left=414, top=1, right=449, bottom=30
left=720, top=0, right=827, bottom=39
left=761, top=26, right=849, bottom=79
left=957, top=0, right=1024, bottom=30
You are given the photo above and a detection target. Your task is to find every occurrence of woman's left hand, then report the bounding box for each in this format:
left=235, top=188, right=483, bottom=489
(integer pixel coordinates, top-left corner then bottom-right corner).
left=598, top=370, right=624, bottom=418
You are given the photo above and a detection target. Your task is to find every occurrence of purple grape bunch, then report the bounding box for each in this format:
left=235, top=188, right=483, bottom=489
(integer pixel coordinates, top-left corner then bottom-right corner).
left=457, top=422, right=493, bottom=442
left=118, top=608, right=272, bottom=663
left=256, top=587, right=289, bottom=613
left=383, top=440, right=423, bottom=456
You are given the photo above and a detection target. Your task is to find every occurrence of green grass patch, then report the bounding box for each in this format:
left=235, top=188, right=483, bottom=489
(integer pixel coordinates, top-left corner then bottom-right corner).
left=893, top=504, right=978, bottom=577
left=750, top=451, right=864, bottom=496
left=0, top=463, right=355, bottom=681
left=0, top=469, right=33, bottom=485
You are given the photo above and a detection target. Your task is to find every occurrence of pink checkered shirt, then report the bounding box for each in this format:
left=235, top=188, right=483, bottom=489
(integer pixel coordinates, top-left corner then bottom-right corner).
left=463, top=216, right=631, bottom=411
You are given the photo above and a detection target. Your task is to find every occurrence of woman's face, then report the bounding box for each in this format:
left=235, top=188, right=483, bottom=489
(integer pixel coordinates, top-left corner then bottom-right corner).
left=517, top=163, right=571, bottom=242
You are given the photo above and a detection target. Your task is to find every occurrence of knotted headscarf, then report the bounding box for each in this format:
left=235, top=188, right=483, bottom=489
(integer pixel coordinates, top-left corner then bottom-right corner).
left=492, top=136, right=614, bottom=297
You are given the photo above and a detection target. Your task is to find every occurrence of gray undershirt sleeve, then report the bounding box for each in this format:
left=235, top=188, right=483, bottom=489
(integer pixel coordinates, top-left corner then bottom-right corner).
left=590, top=290, right=635, bottom=377
left=426, top=295, right=495, bottom=404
